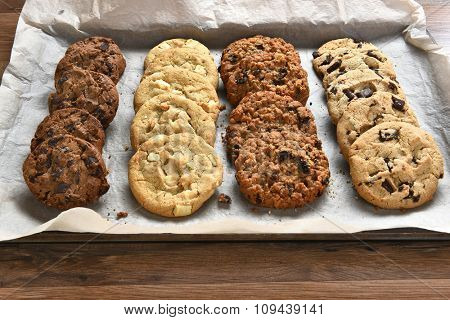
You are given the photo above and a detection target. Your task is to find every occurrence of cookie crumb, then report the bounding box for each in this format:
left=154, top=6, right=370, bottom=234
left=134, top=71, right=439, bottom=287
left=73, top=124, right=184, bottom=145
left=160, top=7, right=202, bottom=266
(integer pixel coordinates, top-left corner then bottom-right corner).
left=123, top=145, right=129, bottom=151
left=116, top=211, right=128, bottom=219
left=218, top=193, right=232, bottom=205
left=219, top=104, right=226, bottom=111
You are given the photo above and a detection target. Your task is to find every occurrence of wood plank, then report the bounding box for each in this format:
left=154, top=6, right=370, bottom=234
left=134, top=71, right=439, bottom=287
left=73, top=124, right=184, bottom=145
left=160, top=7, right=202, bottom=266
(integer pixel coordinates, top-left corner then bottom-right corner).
left=2, top=279, right=449, bottom=299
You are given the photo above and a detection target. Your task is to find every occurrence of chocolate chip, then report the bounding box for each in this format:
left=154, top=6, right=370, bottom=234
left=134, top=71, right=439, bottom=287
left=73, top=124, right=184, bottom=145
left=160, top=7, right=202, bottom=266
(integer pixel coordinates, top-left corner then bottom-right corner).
left=297, top=159, right=310, bottom=174
left=319, top=55, right=332, bottom=66
left=326, top=60, right=341, bottom=73
left=99, top=184, right=109, bottom=195
left=384, top=158, right=393, bottom=172
left=228, top=54, right=238, bottom=63
left=355, top=87, right=373, bottom=98
left=273, top=78, right=285, bottom=85
left=314, top=140, right=322, bottom=149
left=65, top=123, right=75, bottom=132
left=255, top=44, right=264, bottom=50
left=357, top=43, right=363, bottom=48
left=379, top=128, right=399, bottom=142
left=55, top=183, right=70, bottom=193
left=392, top=96, right=406, bottom=111
left=323, top=176, right=330, bottom=186
left=48, top=136, right=63, bottom=147
left=312, top=51, right=320, bottom=59
left=330, top=87, right=337, bottom=95
left=381, top=179, right=395, bottom=193
left=84, top=156, right=98, bottom=166
left=92, top=167, right=103, bottom=177
left=278, top=67, right=288, bottom=78
left=343, top=89, right=355, bottom=101
left=278, top=151, right=290, bottom=162
left=46, top=129, right=54, bottom=137
left=367, top=50, right=384, bottom=62
left=99, top=42, right=109, bottom=51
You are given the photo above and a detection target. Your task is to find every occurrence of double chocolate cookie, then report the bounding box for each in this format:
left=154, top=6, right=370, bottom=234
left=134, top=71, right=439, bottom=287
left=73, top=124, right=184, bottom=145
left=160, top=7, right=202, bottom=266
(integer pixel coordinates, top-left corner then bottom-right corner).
left=55, top=36, right=126, bottom=84
left=49, top=67, right=119, bottom=128
left=23, top=135, right=109, bottom=210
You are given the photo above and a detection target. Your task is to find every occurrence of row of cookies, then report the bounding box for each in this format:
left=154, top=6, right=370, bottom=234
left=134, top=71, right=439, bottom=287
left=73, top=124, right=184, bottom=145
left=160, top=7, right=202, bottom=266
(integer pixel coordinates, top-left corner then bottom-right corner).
left=313, top=38, right=444, bottom=209
left=23, top=37, right=126, bottom=209
left=128, top=39, right=223, bottom=217
left=222, top=36, right=330, bottom=208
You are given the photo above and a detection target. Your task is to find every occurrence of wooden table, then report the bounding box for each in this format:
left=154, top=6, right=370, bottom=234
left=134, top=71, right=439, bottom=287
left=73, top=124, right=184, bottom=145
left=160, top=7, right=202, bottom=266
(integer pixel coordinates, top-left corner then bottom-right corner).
left=0, top=0, right=449, bottom=299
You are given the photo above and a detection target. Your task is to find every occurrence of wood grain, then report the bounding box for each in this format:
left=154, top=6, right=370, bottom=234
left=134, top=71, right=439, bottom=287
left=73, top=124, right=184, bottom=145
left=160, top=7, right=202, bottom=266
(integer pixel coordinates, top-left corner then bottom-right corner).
left=0, top=0, right=449, bottom=300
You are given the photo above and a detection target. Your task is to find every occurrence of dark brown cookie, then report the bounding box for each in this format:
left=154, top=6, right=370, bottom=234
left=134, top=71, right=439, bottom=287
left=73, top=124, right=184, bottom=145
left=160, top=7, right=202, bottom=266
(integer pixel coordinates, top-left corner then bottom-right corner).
left=23, top=135, right=109, bottom=210
left=55, top=36, right=126, bottom=84
left=31, top=108, right=105, bottom=152
left=234, top=130, right=330, bottom=208
left=226, top=52, right=309, bottom=106
left=220, top=35, right=300, bottom=85
left=49, top=67, right=119, bottom=128
left=226, top=91, right=317, bottom=161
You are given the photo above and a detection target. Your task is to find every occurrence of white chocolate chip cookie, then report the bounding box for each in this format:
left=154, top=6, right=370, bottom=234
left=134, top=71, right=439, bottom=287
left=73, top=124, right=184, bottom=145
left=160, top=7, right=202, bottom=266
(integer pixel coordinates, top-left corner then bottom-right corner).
left=129, top=133, right=223, bottom=217
left=130, top=93, right=216, bottom=150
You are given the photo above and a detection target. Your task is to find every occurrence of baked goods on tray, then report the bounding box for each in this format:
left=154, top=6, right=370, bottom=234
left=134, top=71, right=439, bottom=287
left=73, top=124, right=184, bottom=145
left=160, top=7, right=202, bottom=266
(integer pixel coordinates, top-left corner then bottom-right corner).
left=23, top=36, right=125, bottom=209
left=129, top=38, right=223, bottom=217
left=313, top=38, right=444, bottom=209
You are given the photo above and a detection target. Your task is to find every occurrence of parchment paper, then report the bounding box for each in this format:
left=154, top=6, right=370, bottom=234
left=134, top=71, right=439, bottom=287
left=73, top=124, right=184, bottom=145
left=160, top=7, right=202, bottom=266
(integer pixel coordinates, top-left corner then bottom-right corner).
left=0, top=0, right=448, bottom=241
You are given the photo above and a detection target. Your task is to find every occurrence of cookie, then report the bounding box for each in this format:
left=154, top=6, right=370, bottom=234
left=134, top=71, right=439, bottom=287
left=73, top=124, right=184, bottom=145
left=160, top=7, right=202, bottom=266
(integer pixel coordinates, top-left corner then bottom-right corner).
left=226, top=91, right=317, bottom=161
left=318, top=49, right=397, bottom=88
left=312, top=38, right=379, bottom=61
left=23, top=135, right=109, bottom=210
left=134, top=66, right=220, bottom=121
left=55, top=36, right=126, bottom=84
left=31, top=108, right=105, bottom=153
left=220, top=35, right=300, bottom=85
left=144, top=48, right=219, bottom=88
left=326, top=69, right=405, bottom=124
left=337, top=92, right=419, bottom=160
left=130, top=93, right=216, bottom=150
left=128, top=133, right=223, bottom=217
left=49, top=67, right=119, bottom=128
left=226, top=52, right=309, bottom=106
left=234, top=130, right=330, bottom=208
left=349, top=122, right=444, bottom=209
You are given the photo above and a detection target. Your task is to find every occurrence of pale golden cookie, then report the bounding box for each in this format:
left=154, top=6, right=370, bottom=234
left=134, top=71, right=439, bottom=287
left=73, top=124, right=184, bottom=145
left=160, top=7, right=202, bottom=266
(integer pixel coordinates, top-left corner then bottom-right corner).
left=144, top=48, right=218, bottom=88
left=349, top=122, right=444, bottom=209
left=134, top=66, right=220, bottom=121
left=130, top=94, right=216, bottom=150
left=129, top=133, right=223, bottom=217
left=144, top=38, right=211, bottom=70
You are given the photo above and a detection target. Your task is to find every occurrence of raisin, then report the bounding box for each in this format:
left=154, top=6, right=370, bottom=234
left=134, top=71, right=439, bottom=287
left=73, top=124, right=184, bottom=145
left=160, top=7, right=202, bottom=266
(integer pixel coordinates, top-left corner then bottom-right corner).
left=228, top=54, right=238, bottom=63
left=379, top=128, right=399, bottom=142
left=99, top=42, right=109, bottom=51
left=381, top=179, right=395, bottom=193
left=236, top=73, right=248, bottom=84
left=65, top=123, right=75, bottom=132
left=273, top=78, right=285, bottom=85
left=278, top=151, right=290, bottom=162
left=391, top=96, right=406, bottom=111
left=278, top=67, right=288, bottom=78
left=55, top=183, right=70, bottom=193
left=57, top=75, right=68, bottom=86
left=84, top=156, right=98, bottom=166
left=297, top=159, right=310, bottom=174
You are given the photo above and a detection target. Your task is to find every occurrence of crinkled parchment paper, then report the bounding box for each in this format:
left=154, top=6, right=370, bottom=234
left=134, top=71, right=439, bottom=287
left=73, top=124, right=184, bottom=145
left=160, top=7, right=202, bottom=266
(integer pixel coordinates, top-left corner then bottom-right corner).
left=0, top=0, right=448, bottom=241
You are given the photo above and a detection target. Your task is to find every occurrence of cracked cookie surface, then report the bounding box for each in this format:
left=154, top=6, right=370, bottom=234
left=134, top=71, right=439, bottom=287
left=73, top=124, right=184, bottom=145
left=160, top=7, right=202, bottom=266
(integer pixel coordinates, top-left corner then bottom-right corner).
left=49, top=67, right=119, bottom=128
left=226, top=52, right=309, bottom=106
left=235, top=130, right=330, bottom=208
left=349, top=122, right=444, bottom=209
left=23, top=135, right=109, bottom=210
left=134, top=66, right=220, bottom=121
left=128, top=133, right=223, bottom=217
left=337, top=92, right=419, bottom=160
left=31, top=108, right=105, bottom=153
left=55, top=36, right=126, bottom=84
left=130, top=94, right=216, bottom=150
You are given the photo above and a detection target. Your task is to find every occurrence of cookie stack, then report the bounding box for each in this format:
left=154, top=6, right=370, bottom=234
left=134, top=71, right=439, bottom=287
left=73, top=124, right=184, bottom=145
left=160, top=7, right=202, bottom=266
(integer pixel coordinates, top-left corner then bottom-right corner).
left=222, top=36, right=330, bottom=208
left=23, top=37, right=126, bottom=210
left=313, top=38, right=444, bottom=209
left=129, top=39, right=223, bottom=218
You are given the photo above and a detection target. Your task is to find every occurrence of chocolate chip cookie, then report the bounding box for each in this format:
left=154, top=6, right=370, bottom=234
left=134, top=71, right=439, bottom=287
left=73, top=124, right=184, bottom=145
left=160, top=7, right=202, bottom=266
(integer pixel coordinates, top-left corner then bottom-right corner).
left=220, top=35, right=300, bottom=85
left=49, top=67, right=119, bottom=128
left=235, top=129, right=330, bottom=208
left=31, top=108, right=105, bottom=152
left=144, top=47, right=219, bottom=88
left=349, top=122, right=444, bottom=209
left=226, top=52, right=309, bottom=106
left=326, top=69, right=405, bottom=124
left=23, top=135, right=110, bottom=210
left=312, top=38, right=379, bottom=61
left=134, top=66, right=220, bottom=121
left=128, top=133, right=223, bottom=217
left=337, top=92, right=419, bottom=160
left=226, top=91, right=317, bottom=161
left=55, top=37, right=126, bottom=84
